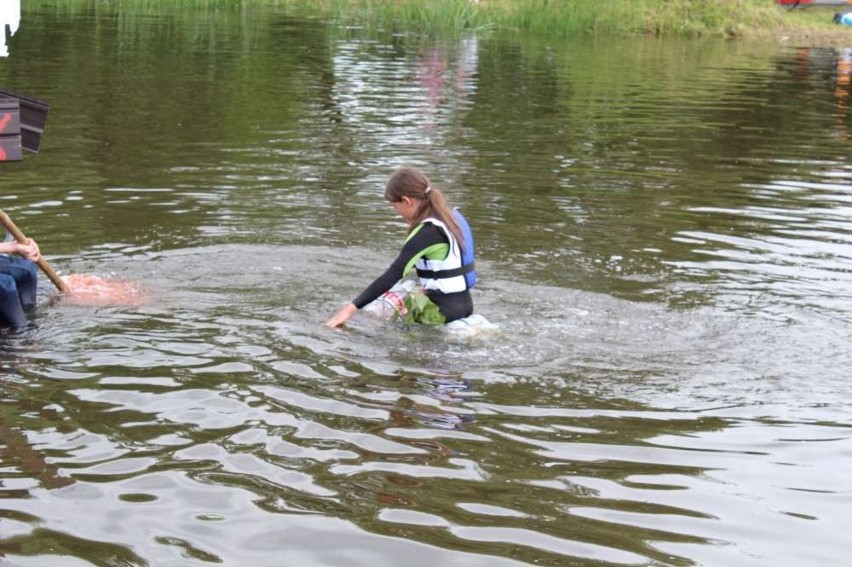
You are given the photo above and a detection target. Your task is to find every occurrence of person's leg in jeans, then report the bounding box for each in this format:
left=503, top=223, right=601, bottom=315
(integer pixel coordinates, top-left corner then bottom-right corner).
left=0, top=256, right=38, bottom=312
left=0, top=273, right=28, bottom=328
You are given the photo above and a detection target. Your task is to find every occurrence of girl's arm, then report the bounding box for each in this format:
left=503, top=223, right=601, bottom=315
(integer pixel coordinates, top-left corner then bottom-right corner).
left=351, top=224, right=446, bottom=309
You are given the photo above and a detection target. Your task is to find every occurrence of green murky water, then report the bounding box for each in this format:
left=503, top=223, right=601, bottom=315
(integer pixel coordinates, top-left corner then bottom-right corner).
left=1, top=4, right=850, bottom=566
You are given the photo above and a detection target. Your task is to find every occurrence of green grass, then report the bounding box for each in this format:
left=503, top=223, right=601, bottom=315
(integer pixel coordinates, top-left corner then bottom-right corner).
left=321, top=0, right=789, bottom=37
left=24, top=0, right=852, bottom=39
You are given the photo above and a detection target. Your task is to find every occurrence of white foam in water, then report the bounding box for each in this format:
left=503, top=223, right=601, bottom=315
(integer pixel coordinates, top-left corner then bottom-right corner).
left=444, top=313, right=500, bottom=337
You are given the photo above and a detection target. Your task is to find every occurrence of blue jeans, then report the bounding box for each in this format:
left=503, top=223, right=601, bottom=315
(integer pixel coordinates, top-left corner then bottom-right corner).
left=0, top=256, right=38, bottom=328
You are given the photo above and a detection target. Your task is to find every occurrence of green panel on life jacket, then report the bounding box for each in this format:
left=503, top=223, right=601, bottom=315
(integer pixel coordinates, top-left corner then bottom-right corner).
left=403, top=224, right=450, bottom=276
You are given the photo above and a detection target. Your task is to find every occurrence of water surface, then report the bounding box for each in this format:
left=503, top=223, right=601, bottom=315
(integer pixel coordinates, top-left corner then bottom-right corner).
left=1, top=4, right=850, bottom=566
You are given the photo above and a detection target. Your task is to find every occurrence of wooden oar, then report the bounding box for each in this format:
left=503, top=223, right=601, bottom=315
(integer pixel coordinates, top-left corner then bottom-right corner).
left=0, top=209, right=71, bottom=293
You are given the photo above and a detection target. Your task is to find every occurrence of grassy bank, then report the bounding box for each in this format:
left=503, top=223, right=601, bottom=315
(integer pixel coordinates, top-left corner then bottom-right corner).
left=326, top=0, right=786, bottom=37
left=26, top=0, right=852, bottom=41
left=330, top=0, right=852, bottom=41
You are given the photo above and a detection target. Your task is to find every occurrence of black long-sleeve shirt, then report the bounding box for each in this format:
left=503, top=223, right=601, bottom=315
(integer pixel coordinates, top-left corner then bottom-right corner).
left=352, top=223, right=473, bottom=322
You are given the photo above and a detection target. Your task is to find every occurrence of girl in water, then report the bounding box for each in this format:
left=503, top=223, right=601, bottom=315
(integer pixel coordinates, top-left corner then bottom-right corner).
left=325, top=167, right=476, bottom=328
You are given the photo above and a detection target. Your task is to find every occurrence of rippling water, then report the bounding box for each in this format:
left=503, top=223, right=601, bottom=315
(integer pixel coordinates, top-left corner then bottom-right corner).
left=1, top=5, right=851, bottom=566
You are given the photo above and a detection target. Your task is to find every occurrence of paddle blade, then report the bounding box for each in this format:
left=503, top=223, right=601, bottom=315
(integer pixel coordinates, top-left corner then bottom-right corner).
left=60, top=274, right=149, bottom=306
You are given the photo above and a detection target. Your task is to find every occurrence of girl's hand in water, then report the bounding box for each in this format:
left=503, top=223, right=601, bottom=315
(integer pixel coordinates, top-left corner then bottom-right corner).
left=325, top=303, right=358, bottom=328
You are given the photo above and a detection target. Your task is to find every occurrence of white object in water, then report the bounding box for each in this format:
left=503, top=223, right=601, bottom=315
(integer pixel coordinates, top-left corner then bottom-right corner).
left=1, top=0, right=21, bottom=58
left=445, top=313, right=499, bottom=337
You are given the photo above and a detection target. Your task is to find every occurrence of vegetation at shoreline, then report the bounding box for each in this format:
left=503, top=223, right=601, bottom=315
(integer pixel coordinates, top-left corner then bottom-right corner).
left=325, top=0, right=787, bottom=37
left=26, top=0, right=852, bottom=41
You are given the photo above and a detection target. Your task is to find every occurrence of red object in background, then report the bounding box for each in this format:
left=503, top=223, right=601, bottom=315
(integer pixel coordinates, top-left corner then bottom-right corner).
left=0, top=96, right=23, bottom=161
left=777, top=0, right=852, bottom=6
left=0, top=135, right=23, bottom=161
left=0, top=90, right=49, bottom=157
left=0, top=138, right=23, bottom=161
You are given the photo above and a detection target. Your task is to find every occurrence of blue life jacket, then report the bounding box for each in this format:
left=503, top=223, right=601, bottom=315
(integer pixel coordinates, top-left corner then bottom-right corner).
left=453, top=208, right=477, bottom=289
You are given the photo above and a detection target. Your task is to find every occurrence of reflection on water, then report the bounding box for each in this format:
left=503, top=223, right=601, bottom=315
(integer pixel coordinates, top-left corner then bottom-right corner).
left=1, top=4, right=851, bottom=567
left=834, top=47, right=852, bottom=141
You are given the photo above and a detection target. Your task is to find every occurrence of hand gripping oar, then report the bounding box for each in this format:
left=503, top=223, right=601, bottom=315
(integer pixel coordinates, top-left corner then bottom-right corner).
left=0, top=209, right=71, bottom=293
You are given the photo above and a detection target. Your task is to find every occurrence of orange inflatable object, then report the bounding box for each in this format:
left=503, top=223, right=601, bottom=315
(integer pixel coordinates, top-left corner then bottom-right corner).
left=60, top=273, right=149, bottom=306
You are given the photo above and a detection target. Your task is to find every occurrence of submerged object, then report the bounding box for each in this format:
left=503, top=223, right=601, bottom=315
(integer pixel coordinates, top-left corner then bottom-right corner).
left=61, top=273, right=149, bottom=306
left=444, top=314, right=499, bottom=337
left=363, top=280, right=415, bottom=319
left=364, top=279, right=498, bottom=336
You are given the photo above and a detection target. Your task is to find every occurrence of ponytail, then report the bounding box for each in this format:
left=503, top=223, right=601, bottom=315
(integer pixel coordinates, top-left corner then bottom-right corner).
left=419, top=186, right=464, bottom=252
